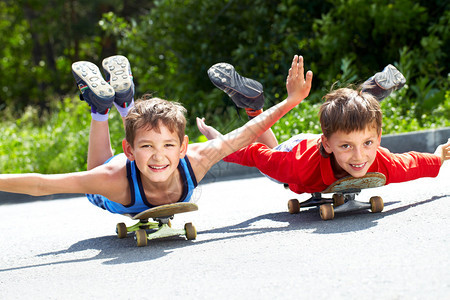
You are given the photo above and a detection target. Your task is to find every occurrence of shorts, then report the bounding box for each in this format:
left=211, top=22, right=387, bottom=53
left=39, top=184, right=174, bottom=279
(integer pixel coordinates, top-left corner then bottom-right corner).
left=87, top=193, right=107, bottom=210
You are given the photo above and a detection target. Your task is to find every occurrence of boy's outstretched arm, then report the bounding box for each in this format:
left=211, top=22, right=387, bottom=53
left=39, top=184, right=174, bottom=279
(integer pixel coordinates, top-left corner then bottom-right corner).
left=190, top=55, right=313, bottom=180
left=434, top=138, right=450, bottom=165
left=0, top=172, right=94, bottom=196
left=0, top=160, right=125, bottom=197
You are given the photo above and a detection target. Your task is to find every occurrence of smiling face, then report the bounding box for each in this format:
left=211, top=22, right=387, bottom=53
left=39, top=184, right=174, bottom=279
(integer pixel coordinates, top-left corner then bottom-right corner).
left=318, top=88, right=383, bottom=178
left=321, top=124, right=381, bottom=178
left=123, top=121, right=188, bottom=184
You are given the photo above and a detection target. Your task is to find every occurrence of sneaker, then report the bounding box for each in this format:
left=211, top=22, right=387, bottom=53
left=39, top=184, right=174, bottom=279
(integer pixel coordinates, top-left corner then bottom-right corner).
left=207, top=63, right=264, bottom=111
left=362, top=64, right=406, bottom=101
left=102, top=55, right=135, bottom=108
left=72, top=61, right=114, bottom=114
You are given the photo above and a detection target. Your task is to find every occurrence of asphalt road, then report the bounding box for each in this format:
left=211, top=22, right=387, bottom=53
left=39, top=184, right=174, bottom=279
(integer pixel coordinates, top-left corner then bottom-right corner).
left=0, top=163, right=449, bottom=299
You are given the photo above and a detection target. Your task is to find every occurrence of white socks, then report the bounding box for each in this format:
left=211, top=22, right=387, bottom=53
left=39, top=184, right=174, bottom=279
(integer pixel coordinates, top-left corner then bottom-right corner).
left=91, top=99, right=134, bottom=121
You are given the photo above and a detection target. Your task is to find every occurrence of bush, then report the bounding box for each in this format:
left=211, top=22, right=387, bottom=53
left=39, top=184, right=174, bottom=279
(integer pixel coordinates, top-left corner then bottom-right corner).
left=0, top=0, right=448, bottom=173
left=0, top=97, right=124, bottom=173
left=1, top=84, right=447, bottom=174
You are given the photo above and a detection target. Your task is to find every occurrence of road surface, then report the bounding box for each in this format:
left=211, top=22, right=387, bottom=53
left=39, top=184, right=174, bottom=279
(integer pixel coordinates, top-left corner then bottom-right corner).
left=0, top=164, right=449, bottom=299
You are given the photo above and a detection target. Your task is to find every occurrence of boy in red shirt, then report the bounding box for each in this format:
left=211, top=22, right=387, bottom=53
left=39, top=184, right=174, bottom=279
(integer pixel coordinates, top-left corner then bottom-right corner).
left=198, top=61, right=449, bottom=194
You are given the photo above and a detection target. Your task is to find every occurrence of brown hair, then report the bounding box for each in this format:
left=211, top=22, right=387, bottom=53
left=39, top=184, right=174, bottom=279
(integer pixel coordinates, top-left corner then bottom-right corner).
left=318, top=87, right=382, bottom=156
left=125, top=96, right=187, bottom=147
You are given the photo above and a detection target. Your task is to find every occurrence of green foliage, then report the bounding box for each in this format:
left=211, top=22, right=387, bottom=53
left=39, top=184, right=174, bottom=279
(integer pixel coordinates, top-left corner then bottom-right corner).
left=0, top=0, right=448, bottom=173
left=97, top=0, right=448, bottom=132
left=0, top=97, right=125, bottom=173
left=271, top=101, right=322, bottom=143
left=0, top=0, right=155, bottom=111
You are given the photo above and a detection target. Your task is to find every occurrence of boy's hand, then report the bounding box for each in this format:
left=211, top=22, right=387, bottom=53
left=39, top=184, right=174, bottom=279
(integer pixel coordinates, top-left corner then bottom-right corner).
left=286, top=55, right=313, bottom=106
left=196, top=117, right=222, bottom=140
left=434, top=138, right=450, bottom=165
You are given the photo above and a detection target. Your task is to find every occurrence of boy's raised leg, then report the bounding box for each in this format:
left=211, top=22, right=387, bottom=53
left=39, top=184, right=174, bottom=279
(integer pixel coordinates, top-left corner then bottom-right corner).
left=72, top=61, right=115, bottom=117
left=72, top=61, right=115, bottom=170
left=207, top=62, right=264, bottom=117
left=207, top=62, right=278, bottom=148
left=102, top=55, right=135, bottom=120
left=362, top=64, right=406, bottom=101
left=87, top=120, right=114, bottom=170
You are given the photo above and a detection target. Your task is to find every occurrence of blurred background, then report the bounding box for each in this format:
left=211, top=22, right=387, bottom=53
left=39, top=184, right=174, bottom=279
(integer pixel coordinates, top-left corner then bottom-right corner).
left=0, top=0, right=448, bottom=173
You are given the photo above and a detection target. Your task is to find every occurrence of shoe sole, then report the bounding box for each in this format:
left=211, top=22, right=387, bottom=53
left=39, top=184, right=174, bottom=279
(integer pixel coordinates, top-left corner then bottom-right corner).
left=72, top=61, right=114, bottom=99
left=373, top=64, right=406, bottom=90
left=207, top=63, right=262, bottom=99
left=102, top=55, right=133, bottom=93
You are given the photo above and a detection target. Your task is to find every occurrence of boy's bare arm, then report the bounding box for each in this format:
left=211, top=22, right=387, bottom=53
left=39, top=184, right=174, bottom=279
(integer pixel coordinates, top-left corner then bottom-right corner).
left=434, top=138, right=450, bottom=165
left=0, top=163, right=124, bottom=197
left=189, top=55, right=313, bottom=180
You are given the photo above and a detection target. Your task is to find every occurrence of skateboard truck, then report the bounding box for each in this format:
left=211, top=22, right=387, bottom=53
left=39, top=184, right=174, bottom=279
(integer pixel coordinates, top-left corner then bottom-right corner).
left=115, top=203, right=198, bottom=247
left=287, top=172, right=386, bottom=220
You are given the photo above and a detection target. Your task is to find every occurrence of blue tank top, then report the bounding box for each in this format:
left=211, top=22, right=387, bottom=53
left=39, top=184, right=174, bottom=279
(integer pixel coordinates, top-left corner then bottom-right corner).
left=86, top=156, right=198, bottom=214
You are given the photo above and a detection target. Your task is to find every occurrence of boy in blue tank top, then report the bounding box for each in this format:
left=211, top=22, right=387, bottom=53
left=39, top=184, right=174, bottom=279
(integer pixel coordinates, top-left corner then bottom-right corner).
left=0, top=55, right=313, bottom=215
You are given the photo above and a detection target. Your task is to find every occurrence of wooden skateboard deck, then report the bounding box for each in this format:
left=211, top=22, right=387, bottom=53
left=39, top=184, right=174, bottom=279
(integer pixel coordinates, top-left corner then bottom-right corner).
left=322, top=172, right=386, bottom=194
left=131, top=202, right=198, bottom=220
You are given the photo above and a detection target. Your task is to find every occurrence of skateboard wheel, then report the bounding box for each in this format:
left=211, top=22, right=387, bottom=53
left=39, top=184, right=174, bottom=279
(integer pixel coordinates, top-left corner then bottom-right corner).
left=287, top=199, right=300, bottom=214
left=135, top=229, right=148, bottom=247
left=116, top=223, right=127, bottom=239
left=185, top=223, right=197, bottom=240
left=320, top=204, right=334, bottom=220
left=332, top=194, right=345, bottom=207
left=370, top=196, right=384, bottom=213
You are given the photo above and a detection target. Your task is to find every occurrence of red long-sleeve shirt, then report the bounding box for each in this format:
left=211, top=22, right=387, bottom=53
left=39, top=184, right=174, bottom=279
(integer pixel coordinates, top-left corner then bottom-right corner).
left=224, top=138, right=442, bottom=194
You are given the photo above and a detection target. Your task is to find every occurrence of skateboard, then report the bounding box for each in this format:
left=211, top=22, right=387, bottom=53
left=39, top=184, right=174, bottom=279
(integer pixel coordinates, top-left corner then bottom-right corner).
left=287, top=172, right=386, bottom=220
left=116, top=202, right=198, bottom=247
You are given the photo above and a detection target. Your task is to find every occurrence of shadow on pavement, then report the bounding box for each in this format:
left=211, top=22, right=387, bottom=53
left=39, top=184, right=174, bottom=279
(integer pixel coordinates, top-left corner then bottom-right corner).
left=0, top=235, right=196, bottom=273
left=201, top=194, right=447, bottom=237
left=0, top=194, right=446, bottom=272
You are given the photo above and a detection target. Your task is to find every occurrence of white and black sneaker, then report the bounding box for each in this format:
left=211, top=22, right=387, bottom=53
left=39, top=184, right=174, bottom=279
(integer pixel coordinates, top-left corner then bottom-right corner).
left=72, top=61, right=115, bottom=114
left=102, top=55, right=135, bottom=108
left=362, top=64, right=406, bottom=101
left=207, top=62, right=264, bottom=111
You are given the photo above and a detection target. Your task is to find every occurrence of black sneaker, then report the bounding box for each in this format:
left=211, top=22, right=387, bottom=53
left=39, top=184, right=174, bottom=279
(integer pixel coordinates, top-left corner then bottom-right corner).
left=207, top=63, right=264, bottom=111
left=102, top=55, right=135, bottom=108
left=72, top=61, right=115, bottom=114
left=362, top=64, right=406, bottom=101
